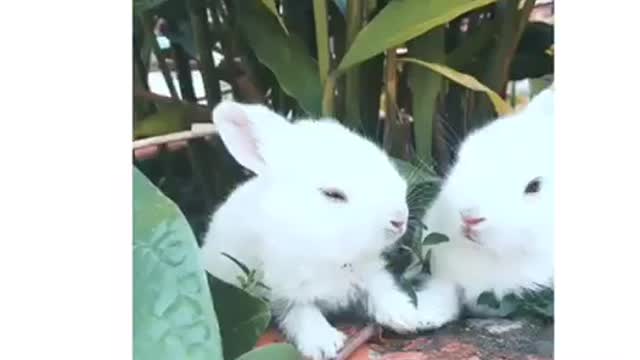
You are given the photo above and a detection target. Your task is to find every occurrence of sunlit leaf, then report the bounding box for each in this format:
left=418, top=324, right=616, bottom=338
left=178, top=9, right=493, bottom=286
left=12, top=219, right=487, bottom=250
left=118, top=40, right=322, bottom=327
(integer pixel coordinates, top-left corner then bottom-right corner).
left=338, top=0, right=497, bottom=71
left=400, top=58, right=513, bottom=116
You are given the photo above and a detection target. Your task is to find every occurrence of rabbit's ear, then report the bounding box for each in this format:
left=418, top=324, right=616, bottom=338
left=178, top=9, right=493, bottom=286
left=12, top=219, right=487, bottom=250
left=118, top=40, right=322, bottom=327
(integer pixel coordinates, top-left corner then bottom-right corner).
left=213, top=101, right=290, bottom=174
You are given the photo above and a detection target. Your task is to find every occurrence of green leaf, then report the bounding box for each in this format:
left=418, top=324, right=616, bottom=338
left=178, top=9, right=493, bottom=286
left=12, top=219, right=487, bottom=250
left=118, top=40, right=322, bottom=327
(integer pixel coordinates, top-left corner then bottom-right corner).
left=494, top=293, right=520, bottom=317
left=477, top=291, right=501, bottom=309
left=237, top=2, right=323, bottom=116
left=422, top=232, right=449, bottom=246
left=220, top=252, right=252, bottom=277
left=422, top=249, right=433, bottom=275
left=261, top=0, right=290, bottom=35
left=338, top=0, right=497, bottom=71
left=236, top=344, right=303, bottom=360
left=207, top=274, right=272, bottom=360
left=399, top=58, right=513, bottom=116
left=385, top=158, right=441, bottom=275
left=133, top=167, right=223, bottom=360
left=391, top=157, right=439, bottom=184
left=134, top=103, right=190, bottom=139
left=407, top=26, right=445, bottom=164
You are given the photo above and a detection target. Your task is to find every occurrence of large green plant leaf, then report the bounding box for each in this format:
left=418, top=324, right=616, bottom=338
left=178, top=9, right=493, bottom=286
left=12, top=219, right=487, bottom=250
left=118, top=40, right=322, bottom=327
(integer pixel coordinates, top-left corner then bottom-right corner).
left=207, top=274, right=271, bottom=360
left=237, top=2, right=323, bottom=116
left=133, top=167, right=223, bottom=360
left=236, top=344, right=303, bottom=360
left=400, top=58, right=513, bottom=116
left=338, top=0, right=497, bottom=71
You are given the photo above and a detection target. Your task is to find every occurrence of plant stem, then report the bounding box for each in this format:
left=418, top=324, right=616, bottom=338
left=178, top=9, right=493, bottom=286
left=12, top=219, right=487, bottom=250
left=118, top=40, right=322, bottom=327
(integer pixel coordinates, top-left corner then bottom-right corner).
left=313, top=0, right=331, bottom=86
left=475, top=0, right=535, bottom=124
left=134, top=35, right=157, bottom=121
left=187, top=0, right=222, bottom=109
left=322, top=72, right=338, bottom=117
left=385, top=49, right=398, bottom=121
left=383, top=48, right=405, bottom=158
left=344, top=0, right=364, bottom=128
left=172, top=43, right=197, bottom=102
left=141, top=13, right=179, bottom=99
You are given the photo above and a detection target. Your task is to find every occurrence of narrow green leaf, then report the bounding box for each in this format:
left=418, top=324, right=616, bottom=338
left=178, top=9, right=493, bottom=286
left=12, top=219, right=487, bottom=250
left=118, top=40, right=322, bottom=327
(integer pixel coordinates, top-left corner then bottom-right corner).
left=422, top=249, right=433, bottom=275
left=237, top=2, right=323, bottom=116
left=261, top=0, right=290, bottom=35
left=235, top=344, right=303, bottom=360
left=338, top=0, right=497, bottom=71
left=207, top=275, right=271, bottom=360
left=400, top=58, right=513, bottom=116
left=220, top=252, right=252, bottom=277
left=133, top=167, right=223, bottom=360
left=422, top=232, right=449, bottom=246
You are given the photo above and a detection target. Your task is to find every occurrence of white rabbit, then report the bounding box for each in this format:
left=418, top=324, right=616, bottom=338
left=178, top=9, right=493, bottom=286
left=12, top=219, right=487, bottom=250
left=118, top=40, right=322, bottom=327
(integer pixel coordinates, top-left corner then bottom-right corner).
left=414, top=88, right=554, bottom=328
left=200, top=101, right=434, bottom=359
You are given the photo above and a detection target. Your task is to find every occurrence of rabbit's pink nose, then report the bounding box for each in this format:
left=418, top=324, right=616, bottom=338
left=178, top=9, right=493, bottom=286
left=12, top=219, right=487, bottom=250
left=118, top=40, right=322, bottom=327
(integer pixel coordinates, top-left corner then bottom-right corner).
left=390, top=220, right=405, bottom=231
left=462, top=216, right=486, bottom=227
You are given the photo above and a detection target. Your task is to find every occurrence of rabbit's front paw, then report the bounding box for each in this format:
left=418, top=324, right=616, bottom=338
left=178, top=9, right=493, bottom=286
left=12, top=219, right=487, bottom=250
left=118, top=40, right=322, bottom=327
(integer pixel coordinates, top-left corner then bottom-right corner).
left=280, top=304, right=346, bottom=359
left=370, top=290, right=421, bottom=333
left=296, top=324, right=346, bottom=360
left=414, top=279, right=461, bottom=330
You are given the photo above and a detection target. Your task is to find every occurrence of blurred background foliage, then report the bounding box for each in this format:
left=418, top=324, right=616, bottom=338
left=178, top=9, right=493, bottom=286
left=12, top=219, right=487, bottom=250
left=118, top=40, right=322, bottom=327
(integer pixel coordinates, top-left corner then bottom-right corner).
left=132, top=0, right=554, bottom=242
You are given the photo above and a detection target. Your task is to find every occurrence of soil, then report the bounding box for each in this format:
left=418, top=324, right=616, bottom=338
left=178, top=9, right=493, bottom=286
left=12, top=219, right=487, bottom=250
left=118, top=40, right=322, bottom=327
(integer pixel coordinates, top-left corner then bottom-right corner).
left=256, top=318, right=553, bottom=360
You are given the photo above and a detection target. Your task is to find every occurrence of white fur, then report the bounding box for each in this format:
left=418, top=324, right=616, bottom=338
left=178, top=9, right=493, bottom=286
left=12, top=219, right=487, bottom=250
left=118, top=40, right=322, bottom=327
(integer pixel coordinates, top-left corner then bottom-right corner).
left=200, top=101, right=420, bottom=359
left=415, top=88, right=554, bottom=327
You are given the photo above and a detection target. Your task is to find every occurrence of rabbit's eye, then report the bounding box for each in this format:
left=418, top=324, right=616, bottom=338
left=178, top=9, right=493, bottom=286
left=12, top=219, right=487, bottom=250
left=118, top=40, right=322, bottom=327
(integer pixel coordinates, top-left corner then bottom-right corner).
left=320, top=188, right=347, bottom=202
left=524, top=178, right=542, bottom=195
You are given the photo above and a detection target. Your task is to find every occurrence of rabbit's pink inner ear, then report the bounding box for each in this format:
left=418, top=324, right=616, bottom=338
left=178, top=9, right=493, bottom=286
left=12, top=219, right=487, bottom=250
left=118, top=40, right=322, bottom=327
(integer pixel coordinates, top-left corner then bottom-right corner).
left=213, top=102, right=267, bottom=174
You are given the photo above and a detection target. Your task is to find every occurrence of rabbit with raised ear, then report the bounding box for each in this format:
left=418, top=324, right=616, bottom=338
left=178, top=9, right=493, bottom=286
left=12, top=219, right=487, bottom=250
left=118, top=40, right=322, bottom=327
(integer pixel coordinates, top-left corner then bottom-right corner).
left=413, top=87, right=555, bottom=328
left=200, top=101, right=434, bottom=359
